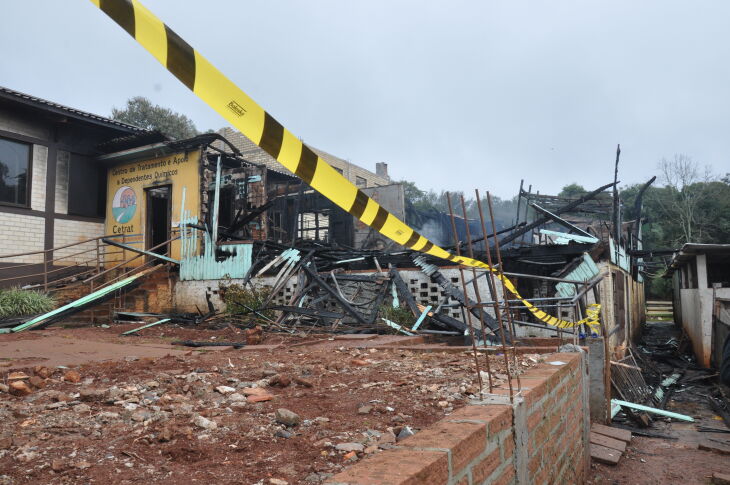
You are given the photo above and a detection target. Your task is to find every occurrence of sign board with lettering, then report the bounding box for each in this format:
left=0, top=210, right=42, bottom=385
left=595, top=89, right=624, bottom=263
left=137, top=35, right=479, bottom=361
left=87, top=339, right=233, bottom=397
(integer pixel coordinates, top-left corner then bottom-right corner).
left=105, top=150, right=201, bottom=265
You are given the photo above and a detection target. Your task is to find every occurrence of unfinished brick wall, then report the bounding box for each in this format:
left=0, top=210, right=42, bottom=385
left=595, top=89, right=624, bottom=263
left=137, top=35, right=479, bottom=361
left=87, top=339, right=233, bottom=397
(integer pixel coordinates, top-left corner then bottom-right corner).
left=326, top=352, right=588, bottom=485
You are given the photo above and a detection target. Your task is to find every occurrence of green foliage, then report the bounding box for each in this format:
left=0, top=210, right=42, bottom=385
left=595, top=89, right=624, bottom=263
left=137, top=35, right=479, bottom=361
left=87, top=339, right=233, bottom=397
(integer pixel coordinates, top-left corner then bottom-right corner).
left=220, top=283, right=275, bottom=319
left=0, top=288, right=55, bottom=319
left=558, top=183, right=588, bottom=198
left=379, top=305, right=415, bottom=327
left=111, top=96, right=199, bottom=140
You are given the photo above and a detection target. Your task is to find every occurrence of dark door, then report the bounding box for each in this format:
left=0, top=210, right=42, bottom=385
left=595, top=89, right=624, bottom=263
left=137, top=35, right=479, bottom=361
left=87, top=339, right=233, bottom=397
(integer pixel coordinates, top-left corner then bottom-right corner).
left=145, top=185, right=171, bottom=259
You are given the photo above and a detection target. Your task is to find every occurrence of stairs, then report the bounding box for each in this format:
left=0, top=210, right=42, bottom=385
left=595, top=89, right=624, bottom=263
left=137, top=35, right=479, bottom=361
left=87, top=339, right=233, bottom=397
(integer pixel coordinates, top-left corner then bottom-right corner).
left=646, top=300, right=674, bottom=321
left=38, top=265, right=176, bottom=327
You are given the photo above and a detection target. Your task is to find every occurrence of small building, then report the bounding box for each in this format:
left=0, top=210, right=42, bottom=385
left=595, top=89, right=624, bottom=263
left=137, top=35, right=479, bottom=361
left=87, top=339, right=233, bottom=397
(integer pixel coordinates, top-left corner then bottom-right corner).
left=666, top=243, right=730, bottom=368
left=0, top=86, right=146, bottom=286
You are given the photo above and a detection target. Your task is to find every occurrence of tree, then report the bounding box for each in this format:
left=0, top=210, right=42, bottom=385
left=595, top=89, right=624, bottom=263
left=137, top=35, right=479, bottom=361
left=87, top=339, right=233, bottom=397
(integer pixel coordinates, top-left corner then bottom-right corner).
left=656, top=154, right=715, bottom=243
left=111, top=96, right=199, bottom=140
left=558, top=183, right=587, bottom=198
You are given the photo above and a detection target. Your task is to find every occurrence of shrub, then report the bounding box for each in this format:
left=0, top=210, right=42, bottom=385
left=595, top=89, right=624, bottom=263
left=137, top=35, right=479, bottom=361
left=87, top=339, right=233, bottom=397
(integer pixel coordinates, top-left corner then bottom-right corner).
left=379, top=305, right=416, bottom=327
left=0, top=288, right=56, bottom=319
left=220, top=283, right=275, bottom=320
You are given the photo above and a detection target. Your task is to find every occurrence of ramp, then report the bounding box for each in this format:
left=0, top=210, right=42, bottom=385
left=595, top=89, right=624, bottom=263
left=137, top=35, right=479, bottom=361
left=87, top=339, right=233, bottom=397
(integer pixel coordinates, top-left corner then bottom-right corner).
left=3, top=268, right=157, bottom=333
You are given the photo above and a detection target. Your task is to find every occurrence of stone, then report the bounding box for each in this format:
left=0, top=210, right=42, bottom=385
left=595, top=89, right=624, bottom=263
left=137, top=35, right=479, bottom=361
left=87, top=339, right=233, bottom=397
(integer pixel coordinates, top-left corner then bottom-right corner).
left=228, top=393, right=246, bottom=402
left=336, top=442, right=364, bottom=452
left=275, top=408, right=301, bottom=427
left=396, top=426, right=415, bottom=441
left=158, top=427, right=173, bottom=442
left=28, top=376, right=45, bottom=389
left=0, top=384, right=8, bottom=394
left=242, top=387, right=269, bottom=396
left=34, top=366, right=52, bottom=378
left=63, top=370, right=81, bottom=383
left=46, top=402, right=66, bottom=410
left=247, top=394, right=273, bottom=403
left=343, top=451, right=358, bottom=461
left=131, top=410, right=151, bottom=422
left=350, top=359, right=369, bottom=367
left=364, top=445, right=378, bottom=454
left=51, top=459, right=68, bottom=472
left=9, top=381, right=32, bottom=396
left=274, top=429, right=292, bottom=439
left=215, top=385, right=236, bottom=394
left=80, top=388, right=107, bottom=402
left=294, top=376, right=313, bottom=387
left=74, top=404, right=91, bottom=413
left=269, top=374, right=291, bottom=387
left=193, top=415, right=217, bottom=430
left=7, top=372, right=29, bottom=381
left=377, top=430, right=397, bottom=447
left=0, top=437, right=12, bottom=450
left=269, top=479, right=288, bottom=485
left=358, top=405, right=373, bottom=415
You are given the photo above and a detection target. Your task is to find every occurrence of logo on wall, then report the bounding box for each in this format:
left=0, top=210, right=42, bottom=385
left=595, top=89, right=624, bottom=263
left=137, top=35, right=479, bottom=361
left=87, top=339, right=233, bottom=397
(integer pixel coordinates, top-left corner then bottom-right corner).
left=112, top=186, right=137, bottom=224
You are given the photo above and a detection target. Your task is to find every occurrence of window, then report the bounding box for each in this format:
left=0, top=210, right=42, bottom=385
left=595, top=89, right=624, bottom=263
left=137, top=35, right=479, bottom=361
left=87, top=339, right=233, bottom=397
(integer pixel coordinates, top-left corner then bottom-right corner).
left=355, top=176, right=367, bottom=187
left=68, top=153, right=107, bottom=218
left=0, top=137, right=30, bottom=206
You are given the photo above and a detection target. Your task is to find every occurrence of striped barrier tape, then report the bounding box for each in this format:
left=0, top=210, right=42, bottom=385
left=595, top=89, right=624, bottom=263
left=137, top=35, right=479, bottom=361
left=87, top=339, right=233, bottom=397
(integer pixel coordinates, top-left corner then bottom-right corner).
left=89, top=0, right=600, bottom=330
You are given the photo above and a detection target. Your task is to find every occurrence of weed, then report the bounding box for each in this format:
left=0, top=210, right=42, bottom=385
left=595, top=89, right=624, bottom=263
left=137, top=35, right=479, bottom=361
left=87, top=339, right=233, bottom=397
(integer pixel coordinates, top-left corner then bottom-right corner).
left=0, top=288, right=56, bottom=319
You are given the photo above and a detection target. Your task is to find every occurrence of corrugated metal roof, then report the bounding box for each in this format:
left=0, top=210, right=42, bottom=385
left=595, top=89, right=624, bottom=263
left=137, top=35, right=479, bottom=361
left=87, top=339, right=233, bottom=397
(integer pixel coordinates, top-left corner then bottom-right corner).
left=555, top=253, right=600, bottom=297
left=0, top=85, right=145, bottom=133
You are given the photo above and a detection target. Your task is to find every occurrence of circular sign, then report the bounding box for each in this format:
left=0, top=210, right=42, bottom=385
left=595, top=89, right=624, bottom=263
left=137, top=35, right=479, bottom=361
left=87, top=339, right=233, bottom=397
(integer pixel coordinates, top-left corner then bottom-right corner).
left=112, top=185, right=137, bottom=224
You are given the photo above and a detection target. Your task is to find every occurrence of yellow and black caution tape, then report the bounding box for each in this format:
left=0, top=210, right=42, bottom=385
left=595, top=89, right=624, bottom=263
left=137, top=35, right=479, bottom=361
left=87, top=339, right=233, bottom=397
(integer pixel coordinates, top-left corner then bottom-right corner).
left=89, top=0, right=600, bottom=330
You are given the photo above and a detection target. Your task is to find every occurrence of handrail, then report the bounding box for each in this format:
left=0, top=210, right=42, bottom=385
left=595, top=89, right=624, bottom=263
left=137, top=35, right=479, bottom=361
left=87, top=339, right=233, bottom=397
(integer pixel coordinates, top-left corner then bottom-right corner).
left=0, top=234, right=140, bottom=260
left=83, top=235, right=180, bottom=286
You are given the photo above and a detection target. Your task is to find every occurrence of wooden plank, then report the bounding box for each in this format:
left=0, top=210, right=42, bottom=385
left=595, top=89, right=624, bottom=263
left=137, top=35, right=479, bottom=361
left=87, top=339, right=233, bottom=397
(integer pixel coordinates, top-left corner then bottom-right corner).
left=591, top=443, right=622, bottom=465
left=590, top=432, right=627, bottom=453
left=699, top=441, right=730, bottom=456
left=591, top=423, right=632, bottom=443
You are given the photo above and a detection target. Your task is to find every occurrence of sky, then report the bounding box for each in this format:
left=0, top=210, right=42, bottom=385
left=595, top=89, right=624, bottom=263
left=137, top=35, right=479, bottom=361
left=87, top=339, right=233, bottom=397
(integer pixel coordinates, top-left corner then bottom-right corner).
left=2, top=1, right=729, bottom=198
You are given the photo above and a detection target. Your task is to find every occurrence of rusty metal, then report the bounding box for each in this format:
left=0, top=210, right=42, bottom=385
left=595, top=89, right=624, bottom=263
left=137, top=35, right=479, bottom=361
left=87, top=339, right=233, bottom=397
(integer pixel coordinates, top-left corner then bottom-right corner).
left=486, top=191, right=522, bottom=392
left=459, top=194, right=493, bottom=393
left=445, top=192, right=483, bottom=395
left=475, top=190, right=514, bottom=400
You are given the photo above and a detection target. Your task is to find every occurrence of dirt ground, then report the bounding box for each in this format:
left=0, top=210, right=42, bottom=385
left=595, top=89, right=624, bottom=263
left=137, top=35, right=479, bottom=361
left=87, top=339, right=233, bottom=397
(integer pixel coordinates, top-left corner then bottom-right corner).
left=588, top=320, right=730, bottom=485
left=0, top=325, right=538, bottom=485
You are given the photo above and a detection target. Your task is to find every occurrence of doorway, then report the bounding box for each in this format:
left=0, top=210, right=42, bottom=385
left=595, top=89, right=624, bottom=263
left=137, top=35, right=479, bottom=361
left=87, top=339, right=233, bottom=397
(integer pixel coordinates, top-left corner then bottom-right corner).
left=145, top=185, right=171, bottom=260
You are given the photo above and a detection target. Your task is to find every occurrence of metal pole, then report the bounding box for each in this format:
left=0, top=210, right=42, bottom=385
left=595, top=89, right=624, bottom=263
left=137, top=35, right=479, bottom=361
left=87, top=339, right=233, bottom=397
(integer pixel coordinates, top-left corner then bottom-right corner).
left=475, top=189, right=514, bottom=401
left=486, top=191, right=522, bottom=392
left=460, top=194, right=493, bottom=393
left=445, top=192, right=483, bottom=395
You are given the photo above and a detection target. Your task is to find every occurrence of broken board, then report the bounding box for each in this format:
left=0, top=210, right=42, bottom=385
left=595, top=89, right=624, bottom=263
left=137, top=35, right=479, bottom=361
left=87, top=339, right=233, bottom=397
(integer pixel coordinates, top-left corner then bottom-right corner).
left=591, top=423, right=632, bottom=443
left=590, top=423, right=632, bottom=466
left=590, top=432, right=627, bottom=453
left=590, top=443, right=622, bottom=465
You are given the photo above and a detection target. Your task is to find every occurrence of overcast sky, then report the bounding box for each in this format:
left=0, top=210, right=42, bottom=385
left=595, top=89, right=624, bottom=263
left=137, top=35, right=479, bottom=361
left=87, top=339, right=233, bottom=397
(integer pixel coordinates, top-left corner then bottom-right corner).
left=2, top=1, right=729, bottom=198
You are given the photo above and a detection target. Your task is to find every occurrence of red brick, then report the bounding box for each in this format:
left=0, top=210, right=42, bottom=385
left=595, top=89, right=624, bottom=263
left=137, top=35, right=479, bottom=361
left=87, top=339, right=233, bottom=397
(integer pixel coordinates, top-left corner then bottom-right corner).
left=527, top=407, right=545, bottom=431
left=325, top=448, right=448, bottom=485
left=502, top=435, right=515, bottom=460
left=528, top=451, right=542, bottom=475
left=493, top=464, right=515, bottom=485
left=449, top=404, right=512, bottom=428
left=455, top=475, right=469, bottom=485
left=471, top=447, right=501, bottom=484
left=400, top=420, right=486, bottom=474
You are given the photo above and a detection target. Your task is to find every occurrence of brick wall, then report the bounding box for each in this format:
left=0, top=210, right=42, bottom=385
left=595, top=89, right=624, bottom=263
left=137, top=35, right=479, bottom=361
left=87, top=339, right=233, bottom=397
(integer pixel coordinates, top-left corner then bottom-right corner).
left=0, top=212, right=45, bottom=264
left=53, top=219, right=104, bottom=264
left=326, top=352, right=589, bottom=485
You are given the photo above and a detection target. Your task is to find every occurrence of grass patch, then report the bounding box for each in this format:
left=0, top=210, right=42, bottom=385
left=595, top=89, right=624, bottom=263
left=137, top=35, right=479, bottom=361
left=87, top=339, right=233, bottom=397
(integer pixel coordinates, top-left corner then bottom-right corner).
left=0, top=288, right=56, bottom=319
